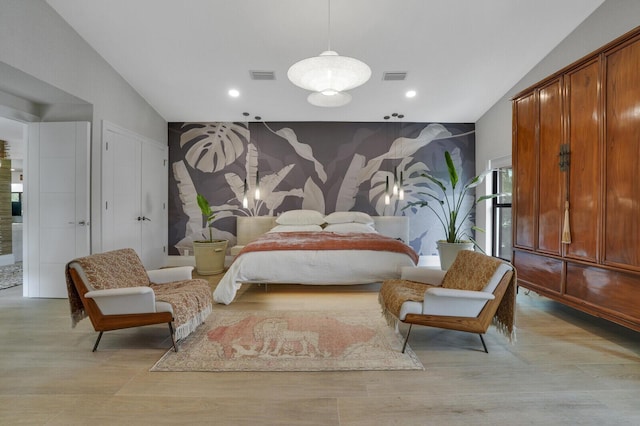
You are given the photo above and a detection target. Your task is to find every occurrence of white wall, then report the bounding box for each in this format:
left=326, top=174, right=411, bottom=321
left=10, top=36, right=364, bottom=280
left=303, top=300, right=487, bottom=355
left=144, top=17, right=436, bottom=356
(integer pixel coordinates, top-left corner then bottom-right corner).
left=475, top=0, right=640, bottom=253
left=0, top=0, right=167, bottom=251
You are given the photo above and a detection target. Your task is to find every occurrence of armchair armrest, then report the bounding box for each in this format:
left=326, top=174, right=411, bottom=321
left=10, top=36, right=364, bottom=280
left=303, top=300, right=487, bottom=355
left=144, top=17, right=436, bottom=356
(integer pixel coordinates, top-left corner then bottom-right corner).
left=85, top=286, right=156, bottom=315
left=425, top=287, right=495, bottom=300
left=422, top=288, right=494, bottom=318
left=400, top=267, right=447, bottom=286
left=147, top=266, right=194, bottom=283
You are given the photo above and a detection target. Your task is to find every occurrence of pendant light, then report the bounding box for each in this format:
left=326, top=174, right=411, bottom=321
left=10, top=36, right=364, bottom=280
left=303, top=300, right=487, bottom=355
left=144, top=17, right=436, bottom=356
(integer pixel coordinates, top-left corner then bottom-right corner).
left=384, top=176, right=390, bottom=205
left=254, top=123, right=261, bottom=200
left=242, top=178, right=249, bottom=208
left=287, top=0, right=371, bottom=107
left=254, top=170, right=261, bottom=200
left=392, top=166, right=399, bottom=195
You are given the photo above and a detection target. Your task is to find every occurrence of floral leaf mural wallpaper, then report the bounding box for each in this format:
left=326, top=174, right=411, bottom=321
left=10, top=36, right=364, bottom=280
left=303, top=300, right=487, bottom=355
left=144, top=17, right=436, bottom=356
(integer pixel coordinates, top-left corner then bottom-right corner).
left=168, top=121, right=475, bottom=256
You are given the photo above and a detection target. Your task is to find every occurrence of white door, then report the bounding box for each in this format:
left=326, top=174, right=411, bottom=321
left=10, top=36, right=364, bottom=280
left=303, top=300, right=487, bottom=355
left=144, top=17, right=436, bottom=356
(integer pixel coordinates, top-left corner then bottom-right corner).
left=102, top=127, right=142, bottom=254
left=140, top=141, right=167, bottom=269
left=102, top=122, right=167, bottom=269
left=25, top=122, right=90, bottom=298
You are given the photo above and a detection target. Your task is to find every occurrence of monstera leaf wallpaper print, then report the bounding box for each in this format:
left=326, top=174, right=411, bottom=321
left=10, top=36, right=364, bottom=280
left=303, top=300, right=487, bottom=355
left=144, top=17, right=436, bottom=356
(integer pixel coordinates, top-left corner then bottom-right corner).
left=168, top=121, right=475, bottom=256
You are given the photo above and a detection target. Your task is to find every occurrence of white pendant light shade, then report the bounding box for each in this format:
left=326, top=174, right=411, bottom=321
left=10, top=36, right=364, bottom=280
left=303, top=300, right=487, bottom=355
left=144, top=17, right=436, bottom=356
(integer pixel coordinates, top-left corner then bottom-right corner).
left=307, top=90, right=352, bottom=107
left=288, top=50, right=371, bottom=93
left=288, top=0, right=371, bottom=107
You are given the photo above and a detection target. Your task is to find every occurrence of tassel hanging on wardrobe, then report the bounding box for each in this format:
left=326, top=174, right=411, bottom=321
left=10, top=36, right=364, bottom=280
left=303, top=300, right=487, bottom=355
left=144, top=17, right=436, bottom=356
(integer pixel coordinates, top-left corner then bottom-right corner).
left=562, top=200, right=571, bottom=243
left=559, top=144, right=571, bottom=244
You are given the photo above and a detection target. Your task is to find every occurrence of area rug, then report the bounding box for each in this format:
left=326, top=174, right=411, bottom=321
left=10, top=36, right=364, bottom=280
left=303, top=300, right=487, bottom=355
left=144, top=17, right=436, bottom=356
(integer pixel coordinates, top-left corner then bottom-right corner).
left=0, top=262, right=22, bottom=291
left=151, top=310, right=423, bottom=372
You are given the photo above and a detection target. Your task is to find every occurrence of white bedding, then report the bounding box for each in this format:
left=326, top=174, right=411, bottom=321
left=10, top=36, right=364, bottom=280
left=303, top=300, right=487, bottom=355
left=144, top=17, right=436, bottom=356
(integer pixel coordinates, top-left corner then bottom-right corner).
left=213, top=249, right=416, bottom=304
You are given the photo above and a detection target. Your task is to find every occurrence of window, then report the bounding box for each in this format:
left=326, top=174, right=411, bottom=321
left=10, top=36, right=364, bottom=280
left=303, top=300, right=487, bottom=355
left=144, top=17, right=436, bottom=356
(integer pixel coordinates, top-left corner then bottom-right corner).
left=492, top=167, right=512, bottom=261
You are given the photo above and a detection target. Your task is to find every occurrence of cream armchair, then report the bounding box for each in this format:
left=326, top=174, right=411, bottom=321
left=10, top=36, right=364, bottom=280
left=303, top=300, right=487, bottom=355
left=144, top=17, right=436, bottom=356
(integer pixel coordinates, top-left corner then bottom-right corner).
left=379, top=250, right=516, bottom=353
left=66, top=248, right=213, bottom=352
left=79, top=266, right=194, bottom=316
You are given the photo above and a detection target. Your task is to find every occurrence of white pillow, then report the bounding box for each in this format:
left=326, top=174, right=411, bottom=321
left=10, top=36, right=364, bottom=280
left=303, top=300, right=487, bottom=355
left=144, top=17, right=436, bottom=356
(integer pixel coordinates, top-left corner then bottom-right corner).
left=276, top=209, right=325, bottom=226
left=268, top=224, right=323, bottom=233
left=324, top=211, right=374, bottom=225
left=324, top=223, right=377, bottom=233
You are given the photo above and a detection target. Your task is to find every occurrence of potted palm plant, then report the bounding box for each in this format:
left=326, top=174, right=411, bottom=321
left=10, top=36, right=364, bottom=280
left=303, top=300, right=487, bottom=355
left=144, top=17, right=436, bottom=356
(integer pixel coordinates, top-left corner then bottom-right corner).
left=405, top=151, right=499, bottom=270
left=192, top=194, right=228, bottom=275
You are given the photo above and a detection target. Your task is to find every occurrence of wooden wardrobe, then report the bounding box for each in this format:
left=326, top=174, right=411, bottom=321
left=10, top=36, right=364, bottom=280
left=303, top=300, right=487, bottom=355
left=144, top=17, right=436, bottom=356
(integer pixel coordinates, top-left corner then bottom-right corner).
left=512, top=26, right=640, bottom=332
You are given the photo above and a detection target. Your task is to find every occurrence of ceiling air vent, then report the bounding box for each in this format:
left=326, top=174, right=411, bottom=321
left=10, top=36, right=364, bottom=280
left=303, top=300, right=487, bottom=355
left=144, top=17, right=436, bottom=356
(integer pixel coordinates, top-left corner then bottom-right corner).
left=382, top=72, right=408, bottom=81
left=250, top=70, right=276, bottom=80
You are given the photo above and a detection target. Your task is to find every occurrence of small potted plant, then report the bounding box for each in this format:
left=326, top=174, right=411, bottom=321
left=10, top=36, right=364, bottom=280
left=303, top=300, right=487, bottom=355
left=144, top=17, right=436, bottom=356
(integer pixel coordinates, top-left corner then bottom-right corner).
left=192, top=194, right=228, bottom=275
left=405, top=151, right=499, bottom=270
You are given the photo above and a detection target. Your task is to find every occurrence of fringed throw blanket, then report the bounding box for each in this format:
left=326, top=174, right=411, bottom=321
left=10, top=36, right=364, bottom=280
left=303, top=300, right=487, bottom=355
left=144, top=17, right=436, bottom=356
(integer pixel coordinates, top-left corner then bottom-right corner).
left=150, top=280, right=212, bottom=340
left=65, top=248, right=150, bottom=328
left=380, top=250, right=517, bottom=342
left=237, top=231, right=419, bottom=264
left=65, top=248, right=212, bottom=340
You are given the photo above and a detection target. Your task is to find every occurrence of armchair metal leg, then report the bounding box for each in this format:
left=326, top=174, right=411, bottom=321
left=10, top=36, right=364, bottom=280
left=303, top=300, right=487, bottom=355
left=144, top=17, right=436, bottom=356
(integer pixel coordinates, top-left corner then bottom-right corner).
left=478, top=334, right=488, bottom=353
left=92, top=331, right=104, bottom=352
left=168, top=322, right=178, bottom=352
left=401, top=324, right=413, bottom=353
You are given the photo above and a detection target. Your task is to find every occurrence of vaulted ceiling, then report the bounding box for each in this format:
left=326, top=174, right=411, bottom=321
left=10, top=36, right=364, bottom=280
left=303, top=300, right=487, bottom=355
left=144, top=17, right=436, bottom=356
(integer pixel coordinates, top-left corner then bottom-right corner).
left=43, top=0, right=603, bottom=123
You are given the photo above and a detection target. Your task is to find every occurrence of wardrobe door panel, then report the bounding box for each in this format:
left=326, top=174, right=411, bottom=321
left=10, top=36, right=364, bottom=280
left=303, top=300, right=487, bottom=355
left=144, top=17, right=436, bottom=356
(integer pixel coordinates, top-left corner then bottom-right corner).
left=537, top=80, right=563, bottom=255
left=513, top=250, right=563, bottom=294
left=566, top=263, right=640, bottom=327
left=604, top=37, right=640, bottom=270
left=513, top=93, right=537, bottom=250
left=565, top=60, right=600, bottom=262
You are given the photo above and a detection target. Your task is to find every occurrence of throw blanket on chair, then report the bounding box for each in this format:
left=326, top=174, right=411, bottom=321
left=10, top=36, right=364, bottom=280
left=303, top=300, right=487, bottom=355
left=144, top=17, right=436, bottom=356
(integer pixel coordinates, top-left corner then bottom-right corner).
left=149, top=280, right=212, bottom=340
left=65, top=248, right=150, bottom=328
left=65, top=248, right=212, bottom=340
left=380, top=251, right=517, bottom=342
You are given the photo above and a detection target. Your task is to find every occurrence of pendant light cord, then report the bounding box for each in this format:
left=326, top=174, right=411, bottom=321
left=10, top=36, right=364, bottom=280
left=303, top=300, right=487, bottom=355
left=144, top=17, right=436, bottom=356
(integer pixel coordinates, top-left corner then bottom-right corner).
left=327, top=0, right=331, bottom=51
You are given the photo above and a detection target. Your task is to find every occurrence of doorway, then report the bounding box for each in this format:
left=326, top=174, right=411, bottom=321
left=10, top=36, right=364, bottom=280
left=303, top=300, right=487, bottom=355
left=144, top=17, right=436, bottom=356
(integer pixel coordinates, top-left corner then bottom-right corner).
left=0, top=116, right=26, bottom=294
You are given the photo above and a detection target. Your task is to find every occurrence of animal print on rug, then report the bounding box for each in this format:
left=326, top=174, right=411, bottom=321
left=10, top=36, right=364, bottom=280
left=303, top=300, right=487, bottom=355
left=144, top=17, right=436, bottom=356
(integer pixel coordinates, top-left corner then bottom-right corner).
left=151, top=310, right=423, bottom=372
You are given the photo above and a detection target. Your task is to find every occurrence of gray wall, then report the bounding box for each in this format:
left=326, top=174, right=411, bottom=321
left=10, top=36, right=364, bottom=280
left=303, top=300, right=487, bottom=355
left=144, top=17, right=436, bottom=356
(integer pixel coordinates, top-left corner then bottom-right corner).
left=475, top=0, right=640, bottom=253
left=0, top=0, right=167, bottom=251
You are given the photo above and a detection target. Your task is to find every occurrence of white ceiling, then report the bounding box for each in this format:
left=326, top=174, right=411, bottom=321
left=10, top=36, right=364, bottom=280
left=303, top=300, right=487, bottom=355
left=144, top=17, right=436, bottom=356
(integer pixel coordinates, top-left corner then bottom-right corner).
left=43, top=0, right=604, bottom=123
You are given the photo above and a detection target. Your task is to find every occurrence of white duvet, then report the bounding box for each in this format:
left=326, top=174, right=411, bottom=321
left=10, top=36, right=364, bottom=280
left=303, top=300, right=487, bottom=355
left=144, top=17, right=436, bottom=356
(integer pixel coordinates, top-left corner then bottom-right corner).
left=213, top=249, right=416, bottom=304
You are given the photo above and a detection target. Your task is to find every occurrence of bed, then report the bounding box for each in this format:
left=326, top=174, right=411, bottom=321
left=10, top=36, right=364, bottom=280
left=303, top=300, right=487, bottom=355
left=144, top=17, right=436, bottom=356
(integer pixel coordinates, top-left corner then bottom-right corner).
left=213, top=212, right=418, bottom=304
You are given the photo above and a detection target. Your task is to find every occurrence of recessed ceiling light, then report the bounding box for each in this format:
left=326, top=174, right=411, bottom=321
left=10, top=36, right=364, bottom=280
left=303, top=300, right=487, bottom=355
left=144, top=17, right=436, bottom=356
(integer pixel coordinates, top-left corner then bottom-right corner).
left=228, top=89, right=240, bottom=98
left=405, top=90, right=417, bottom=98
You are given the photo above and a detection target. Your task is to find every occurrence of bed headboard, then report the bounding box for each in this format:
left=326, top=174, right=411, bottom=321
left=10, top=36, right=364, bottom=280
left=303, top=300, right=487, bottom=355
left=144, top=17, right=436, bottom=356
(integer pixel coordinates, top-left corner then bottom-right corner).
left=236, top=216, right=277, bottom=245
left=236, top=215, right=409, bottom=245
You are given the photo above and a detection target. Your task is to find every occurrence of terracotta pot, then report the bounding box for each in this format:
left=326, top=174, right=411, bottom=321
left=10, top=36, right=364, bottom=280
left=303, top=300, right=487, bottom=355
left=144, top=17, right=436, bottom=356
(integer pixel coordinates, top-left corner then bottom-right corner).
left=436, top=241, right=474, bottom=270
left=193, top=240, right=228, bottom=275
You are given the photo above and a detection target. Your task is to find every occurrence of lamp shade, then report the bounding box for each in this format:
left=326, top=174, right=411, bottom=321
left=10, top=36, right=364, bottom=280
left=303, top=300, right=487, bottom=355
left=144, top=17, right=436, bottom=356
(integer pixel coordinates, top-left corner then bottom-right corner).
left=307, top=91, right=352, bottom=107
left=287, top=50, right=371, bottom=94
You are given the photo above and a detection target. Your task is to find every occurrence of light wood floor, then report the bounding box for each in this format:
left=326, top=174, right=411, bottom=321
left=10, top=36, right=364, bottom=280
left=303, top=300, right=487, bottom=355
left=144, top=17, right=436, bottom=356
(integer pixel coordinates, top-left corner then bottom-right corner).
left=0, top=274, right=638, bottom=425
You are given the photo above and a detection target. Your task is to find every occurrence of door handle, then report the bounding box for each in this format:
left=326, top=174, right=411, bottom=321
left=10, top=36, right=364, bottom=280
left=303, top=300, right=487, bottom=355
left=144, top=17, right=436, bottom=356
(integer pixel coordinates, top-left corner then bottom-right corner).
left=137, top=216, right=151, bottom=221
